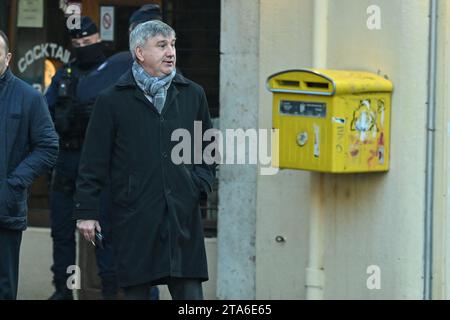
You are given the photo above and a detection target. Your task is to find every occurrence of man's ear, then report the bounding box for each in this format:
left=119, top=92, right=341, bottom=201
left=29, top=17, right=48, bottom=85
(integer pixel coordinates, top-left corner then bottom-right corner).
left=135, top=47, right=144, bottom=63
left=5, top=52, right=12, bottom=66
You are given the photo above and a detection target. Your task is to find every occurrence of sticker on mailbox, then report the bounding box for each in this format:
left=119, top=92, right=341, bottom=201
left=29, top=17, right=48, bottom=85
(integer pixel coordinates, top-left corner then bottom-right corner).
left=279, top=100, right=326, bottom=118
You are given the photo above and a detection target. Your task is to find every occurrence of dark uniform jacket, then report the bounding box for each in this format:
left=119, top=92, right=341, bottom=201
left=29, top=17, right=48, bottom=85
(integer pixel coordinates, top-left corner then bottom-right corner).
left=74, top=70, right=215, bottom=287
left=45, top=56, right=131, bottom=112
left=0, top=69, right=59, bottom=230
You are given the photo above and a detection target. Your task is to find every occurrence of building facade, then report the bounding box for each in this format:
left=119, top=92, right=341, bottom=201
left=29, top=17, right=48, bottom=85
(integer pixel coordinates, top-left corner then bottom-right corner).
left=4, top=0, right=450, bottom=300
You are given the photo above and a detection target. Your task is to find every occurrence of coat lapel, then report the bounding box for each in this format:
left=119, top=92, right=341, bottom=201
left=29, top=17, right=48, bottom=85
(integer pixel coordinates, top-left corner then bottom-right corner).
left=161, top=84, right=179, bottom=117
left=133, top=88, right=160, bottom=115
left=133, top=82, right=180, bottom=117
left=160, top=72, right=188, bottom=116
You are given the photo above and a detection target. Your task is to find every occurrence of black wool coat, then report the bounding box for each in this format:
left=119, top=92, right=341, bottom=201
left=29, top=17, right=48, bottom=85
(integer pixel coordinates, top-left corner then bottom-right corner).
left=73, top=70, right=216, bottom=287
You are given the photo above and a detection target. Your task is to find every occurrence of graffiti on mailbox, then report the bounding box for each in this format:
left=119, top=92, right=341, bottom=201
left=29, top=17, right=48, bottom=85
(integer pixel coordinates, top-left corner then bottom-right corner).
left=349, top=99, right=387, bottom=167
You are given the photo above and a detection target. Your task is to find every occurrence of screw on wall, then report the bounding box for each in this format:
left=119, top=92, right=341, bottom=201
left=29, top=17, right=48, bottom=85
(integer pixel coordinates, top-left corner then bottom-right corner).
left=275, top=236, right=286, bottom=243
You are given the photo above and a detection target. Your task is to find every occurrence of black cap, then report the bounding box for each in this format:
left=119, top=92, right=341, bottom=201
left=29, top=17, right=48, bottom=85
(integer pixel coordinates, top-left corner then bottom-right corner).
left=69, top=16, right=98, bottom=39
left=129, top=4, right=162, bottom=27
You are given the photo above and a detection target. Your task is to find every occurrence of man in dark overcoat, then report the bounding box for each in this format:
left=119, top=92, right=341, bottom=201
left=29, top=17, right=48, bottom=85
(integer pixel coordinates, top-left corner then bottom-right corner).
left=0, top=30, right=59, bottom=300
left=74, top=20, right=215, bottom=300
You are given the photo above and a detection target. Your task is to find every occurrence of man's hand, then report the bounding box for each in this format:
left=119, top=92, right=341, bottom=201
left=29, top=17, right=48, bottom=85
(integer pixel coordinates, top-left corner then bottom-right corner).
left=76, top=220, right=101, bottom=243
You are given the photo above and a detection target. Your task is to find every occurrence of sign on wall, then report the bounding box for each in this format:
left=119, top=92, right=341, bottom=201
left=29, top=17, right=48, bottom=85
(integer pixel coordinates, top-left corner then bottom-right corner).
left=17, top=43, right=71, bottom=73
left=100, top=6, right=115, bottom=41
left=17, top=0, right=44, bottom=28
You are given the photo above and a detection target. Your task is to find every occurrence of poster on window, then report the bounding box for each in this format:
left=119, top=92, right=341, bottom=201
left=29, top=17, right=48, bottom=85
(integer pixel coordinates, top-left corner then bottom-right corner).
left=100, top=6, right=115, bottom=42
left=17, top=0, right=44, bottom=28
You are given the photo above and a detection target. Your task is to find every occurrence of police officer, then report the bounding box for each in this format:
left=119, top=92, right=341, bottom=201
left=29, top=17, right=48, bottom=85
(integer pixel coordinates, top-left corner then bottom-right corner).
left=105, top=4, right=162, bottom=76
left=129, top=4, right=162, bottom=32
left=45, top=17, right=118, bottom=300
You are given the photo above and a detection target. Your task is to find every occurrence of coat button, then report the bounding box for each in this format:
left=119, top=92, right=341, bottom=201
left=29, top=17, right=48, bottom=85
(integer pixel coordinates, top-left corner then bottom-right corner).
left=162, top=152, right=168, bottom=158
left=75, top=203, right=80, bottom=208
left=166, top=189, right=171, bottom=195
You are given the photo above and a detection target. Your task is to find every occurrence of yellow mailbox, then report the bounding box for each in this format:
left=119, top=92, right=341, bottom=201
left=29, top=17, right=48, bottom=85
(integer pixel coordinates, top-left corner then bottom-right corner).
left=267, top=69, right=393, bottom=173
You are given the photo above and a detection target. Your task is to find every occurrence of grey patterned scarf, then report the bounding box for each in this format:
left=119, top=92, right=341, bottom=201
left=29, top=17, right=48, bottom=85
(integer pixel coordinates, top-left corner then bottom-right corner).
left=132, top=61, right=176, bottom=113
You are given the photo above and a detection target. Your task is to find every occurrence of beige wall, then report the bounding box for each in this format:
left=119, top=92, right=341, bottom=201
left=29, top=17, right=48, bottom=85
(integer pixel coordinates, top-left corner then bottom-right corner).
left=324, top=0, right=428, bottom=299
left=256, top=0, right=313, bottom=300
left=255, top=0, right=431, bottom=299
left=217, top=0, right=260, bottom=299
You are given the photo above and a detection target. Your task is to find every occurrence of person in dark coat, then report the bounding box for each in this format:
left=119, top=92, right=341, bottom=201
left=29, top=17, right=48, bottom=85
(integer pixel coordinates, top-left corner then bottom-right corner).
left=0, top=30, right=59, bottom=300
left=45, top=17, right=120, bottom=300
left=74, top=20, right=215, bottom=300
left=103, top=4, right=163, bottom=83
left=129, top=4, right=162, bottom=32
left=101, top=4, right=163, bottom=300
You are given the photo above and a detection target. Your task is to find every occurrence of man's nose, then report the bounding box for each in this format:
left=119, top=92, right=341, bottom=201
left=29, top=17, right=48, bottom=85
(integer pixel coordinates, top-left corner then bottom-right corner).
left=166, top=46, right=175, bottom=56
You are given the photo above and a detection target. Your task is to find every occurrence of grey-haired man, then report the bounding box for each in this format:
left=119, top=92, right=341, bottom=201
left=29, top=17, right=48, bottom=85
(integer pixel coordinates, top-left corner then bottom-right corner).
left=74, top=21, right=215, bottom=300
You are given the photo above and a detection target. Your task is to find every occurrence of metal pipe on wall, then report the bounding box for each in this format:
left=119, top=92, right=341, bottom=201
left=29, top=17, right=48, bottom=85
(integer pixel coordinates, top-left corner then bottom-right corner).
left=305, top=0, right=328, bottom=300
left=424, top=0, right=438, bottom=300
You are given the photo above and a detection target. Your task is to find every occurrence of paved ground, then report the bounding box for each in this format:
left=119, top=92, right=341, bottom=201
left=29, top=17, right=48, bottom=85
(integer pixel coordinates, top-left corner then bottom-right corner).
left=17, top=228, right=217, bottom=300
left=17, top=227, right=54, bottom=300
